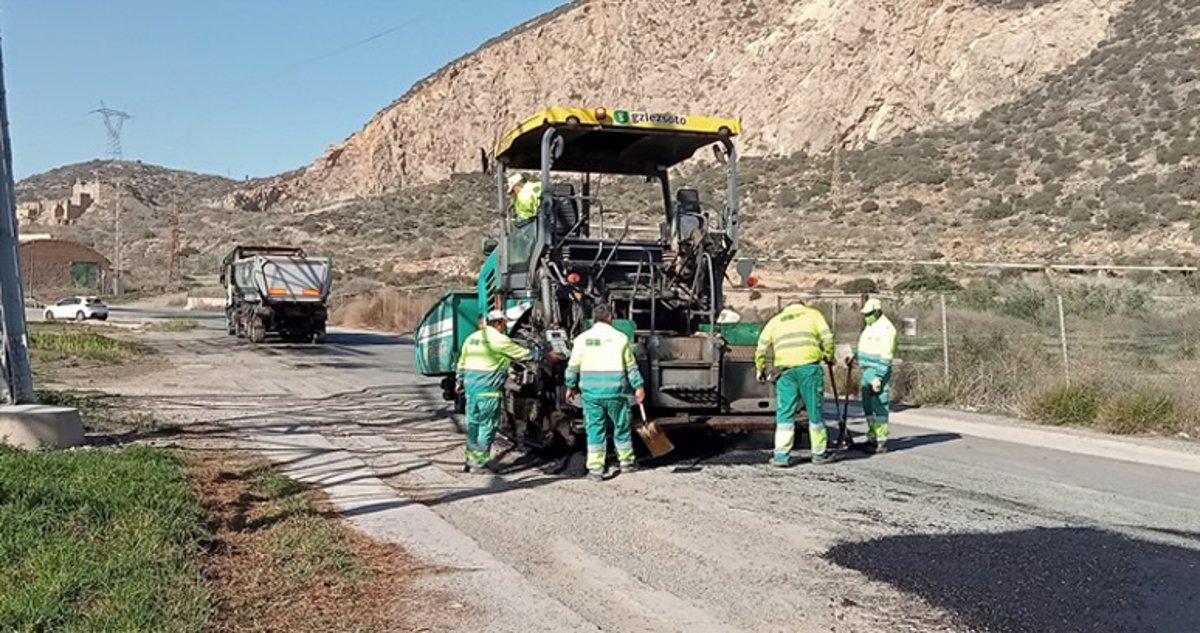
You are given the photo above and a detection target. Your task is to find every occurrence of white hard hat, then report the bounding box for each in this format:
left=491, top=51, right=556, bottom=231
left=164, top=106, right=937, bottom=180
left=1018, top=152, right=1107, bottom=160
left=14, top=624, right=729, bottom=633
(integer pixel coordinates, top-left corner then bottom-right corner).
left=486, top=309, right=508, bottom=322
left=861, top=298, right=883, bottom=314
left=506, top=173, right=524, bottom=189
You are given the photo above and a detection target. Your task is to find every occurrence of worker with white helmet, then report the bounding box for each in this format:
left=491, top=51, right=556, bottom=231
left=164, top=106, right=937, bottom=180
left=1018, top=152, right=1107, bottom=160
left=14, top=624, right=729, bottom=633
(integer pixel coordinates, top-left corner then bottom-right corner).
left=845, top=297, right=898, bottom=453
left=508, top=173, right=543, bottom=221
left=456, top=309, right=532, bottom=473
left=564, top=303, right=646, bottom=481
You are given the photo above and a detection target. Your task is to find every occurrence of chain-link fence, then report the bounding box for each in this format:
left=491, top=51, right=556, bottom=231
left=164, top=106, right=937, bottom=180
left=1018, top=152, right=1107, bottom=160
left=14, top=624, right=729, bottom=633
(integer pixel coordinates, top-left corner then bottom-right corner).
left=732, top=286, right=1200, bottom=437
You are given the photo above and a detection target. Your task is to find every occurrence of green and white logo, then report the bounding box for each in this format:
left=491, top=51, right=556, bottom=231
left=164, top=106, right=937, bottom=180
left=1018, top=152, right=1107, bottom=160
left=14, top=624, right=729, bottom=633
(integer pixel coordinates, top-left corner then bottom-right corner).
left=612, top=110, right=631, bottom=125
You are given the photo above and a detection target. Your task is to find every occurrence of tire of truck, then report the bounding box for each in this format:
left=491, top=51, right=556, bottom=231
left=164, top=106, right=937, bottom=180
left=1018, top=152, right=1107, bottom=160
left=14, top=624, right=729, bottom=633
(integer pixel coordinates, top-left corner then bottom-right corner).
left=225, top=311, right=236, bottom=336
left=248, top=317, right=266, bottom=344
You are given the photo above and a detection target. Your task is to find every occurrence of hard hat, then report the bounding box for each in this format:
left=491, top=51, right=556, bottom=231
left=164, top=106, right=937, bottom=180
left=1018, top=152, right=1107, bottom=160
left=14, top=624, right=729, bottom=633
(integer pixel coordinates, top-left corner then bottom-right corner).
left=506, top=173, right=524, bottom=190
left=861, top=298, right=883, bottom=314
left=486, top=309, right=508, bottom=322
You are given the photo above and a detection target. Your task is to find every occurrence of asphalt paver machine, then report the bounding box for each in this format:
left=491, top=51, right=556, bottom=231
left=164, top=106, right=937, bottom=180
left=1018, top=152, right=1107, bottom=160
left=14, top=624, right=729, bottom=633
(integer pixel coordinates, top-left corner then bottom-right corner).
left=416, top=107, right=773, bottom=448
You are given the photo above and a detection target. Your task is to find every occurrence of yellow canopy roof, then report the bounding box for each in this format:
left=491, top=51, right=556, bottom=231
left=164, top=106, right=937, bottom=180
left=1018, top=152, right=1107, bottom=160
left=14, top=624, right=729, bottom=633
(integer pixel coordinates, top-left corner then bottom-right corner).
left=495, top=107, right=741, bottom=175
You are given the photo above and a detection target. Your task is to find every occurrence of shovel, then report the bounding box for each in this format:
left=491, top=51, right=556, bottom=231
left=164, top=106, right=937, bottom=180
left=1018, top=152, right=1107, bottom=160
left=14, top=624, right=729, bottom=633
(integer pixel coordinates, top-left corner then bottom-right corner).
left=635, top=403, right=674, bottom=458
left=827, top=360, right=854, bottom=451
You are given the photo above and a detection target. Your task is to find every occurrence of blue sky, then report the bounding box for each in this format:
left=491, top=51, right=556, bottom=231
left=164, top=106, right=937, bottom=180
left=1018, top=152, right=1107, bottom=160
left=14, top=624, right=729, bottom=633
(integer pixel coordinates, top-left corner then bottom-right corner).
left=1, top=0, right=564, bottom=180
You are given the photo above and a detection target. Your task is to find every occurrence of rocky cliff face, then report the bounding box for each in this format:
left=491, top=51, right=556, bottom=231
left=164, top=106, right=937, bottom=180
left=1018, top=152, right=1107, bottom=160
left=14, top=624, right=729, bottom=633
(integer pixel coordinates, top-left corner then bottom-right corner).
left=240, top=0, right=1125, bottom=209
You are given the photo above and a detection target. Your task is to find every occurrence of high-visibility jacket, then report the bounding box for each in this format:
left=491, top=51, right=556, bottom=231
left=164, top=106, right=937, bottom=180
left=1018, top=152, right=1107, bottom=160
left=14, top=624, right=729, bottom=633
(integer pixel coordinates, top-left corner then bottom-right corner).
left=564, top=321, right=644, bottom=399
left=855, top=315, right=897, bottom=384
left=456, top=326, right=531, bottom=398
left=514, top=182, right=543, bottom=221
left=755, top=304, right=835, bottom=371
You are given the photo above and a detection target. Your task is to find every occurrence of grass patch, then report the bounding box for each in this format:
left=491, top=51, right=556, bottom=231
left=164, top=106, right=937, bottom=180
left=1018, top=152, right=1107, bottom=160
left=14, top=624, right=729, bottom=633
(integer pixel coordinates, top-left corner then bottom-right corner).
left=265, top=515, right=364, bottom=583
left=27, top=327, right=149, bottom=364
left=0, top=446, right=210, bottom=632
left=146, top=318, right=199, bottom=332
left=34, top=388, right=113, bottom=419
left=248, top=467, right=306, bottom=500
left=1027, top=383, right=1102, bottom=426
left=34, top=388, right=170, bottom=434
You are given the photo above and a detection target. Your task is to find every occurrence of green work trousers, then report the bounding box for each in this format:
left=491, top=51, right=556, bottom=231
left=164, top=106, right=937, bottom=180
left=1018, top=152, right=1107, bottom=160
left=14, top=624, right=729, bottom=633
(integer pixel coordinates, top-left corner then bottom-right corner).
left=464, top=395, right=502, bottom=467
left=582, top=397, right=635, bottom=473
left=774, top=363, right=828, bottom=463
left=861, top=377, right=891, bottom=446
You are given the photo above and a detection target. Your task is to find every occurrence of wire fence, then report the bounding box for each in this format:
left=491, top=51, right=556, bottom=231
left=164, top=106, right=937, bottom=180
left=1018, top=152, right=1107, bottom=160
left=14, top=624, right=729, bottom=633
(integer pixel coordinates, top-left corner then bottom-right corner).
left=335, top=284, right=1200, bottom=390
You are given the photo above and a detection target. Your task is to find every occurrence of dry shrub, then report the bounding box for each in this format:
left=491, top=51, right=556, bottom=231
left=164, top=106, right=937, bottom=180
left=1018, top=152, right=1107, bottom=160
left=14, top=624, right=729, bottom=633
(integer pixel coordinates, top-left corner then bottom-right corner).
left=910, top=334, right=1051, bottom=414
left=1020, top=370, right=1198, bottom=438
left=1026, top=382, right=1102, bottom=426
left=329, top=288, right=441, bottom=333
left=1095, top=384, right=1181, bottom=435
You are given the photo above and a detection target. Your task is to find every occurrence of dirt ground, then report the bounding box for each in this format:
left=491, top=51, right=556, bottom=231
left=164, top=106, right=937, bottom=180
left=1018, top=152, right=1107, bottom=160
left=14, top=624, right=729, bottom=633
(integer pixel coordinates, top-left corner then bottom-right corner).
left=190, top=451, right=447, bottom=633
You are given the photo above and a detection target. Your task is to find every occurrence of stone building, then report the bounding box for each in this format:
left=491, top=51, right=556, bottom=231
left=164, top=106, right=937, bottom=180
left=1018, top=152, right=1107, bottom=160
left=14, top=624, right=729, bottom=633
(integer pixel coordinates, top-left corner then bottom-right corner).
left=18, top=236, right=110, bottom=298
left=17, top=180, right=101, bottom=226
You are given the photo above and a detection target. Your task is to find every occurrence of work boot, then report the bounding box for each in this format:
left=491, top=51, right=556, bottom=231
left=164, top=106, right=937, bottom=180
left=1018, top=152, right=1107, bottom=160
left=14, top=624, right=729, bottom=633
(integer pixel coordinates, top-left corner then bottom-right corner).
left=619, top=460, right=638, bottom=473
left=861, top=441, right=887, bottom=455
left=768, top=456, right=791, bottom=468
left=811, top=452, right=837, bottom=465
left=587, top=469, right=605, bottom=482
left=468, top=464, right=490, bottom=475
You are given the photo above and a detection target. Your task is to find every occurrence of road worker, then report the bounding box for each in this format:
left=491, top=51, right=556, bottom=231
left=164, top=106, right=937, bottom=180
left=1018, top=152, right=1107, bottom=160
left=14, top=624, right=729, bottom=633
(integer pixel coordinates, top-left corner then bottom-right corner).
left=508, top=173, right=543, bottom=222
left=845, top=298, right=897, bottom=454
left=456, top=309, right=531, bottom=473
left=564, top=303, right=646, bottom=481
left=755, top=298, right=836, bottom=466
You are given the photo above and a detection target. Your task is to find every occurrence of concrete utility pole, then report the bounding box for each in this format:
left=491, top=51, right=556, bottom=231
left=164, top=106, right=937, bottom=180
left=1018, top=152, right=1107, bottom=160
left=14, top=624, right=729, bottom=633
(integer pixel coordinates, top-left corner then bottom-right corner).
left=0, top=32, right=84, bottom=446
left=0, top=34, right=33, bottom=404
left=167, top=198, right=180, bottom=285
left=113, top=180, right=122, bottom=294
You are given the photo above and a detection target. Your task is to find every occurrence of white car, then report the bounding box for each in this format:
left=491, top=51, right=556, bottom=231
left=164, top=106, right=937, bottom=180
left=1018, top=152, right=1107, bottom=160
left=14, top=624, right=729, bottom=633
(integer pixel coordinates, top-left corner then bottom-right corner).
left=44, top=296, right=109, bottom=322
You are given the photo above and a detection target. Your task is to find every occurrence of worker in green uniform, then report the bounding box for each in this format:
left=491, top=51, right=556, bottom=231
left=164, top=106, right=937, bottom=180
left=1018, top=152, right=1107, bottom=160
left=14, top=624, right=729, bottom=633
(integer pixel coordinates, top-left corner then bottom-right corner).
left=508, top=173, right=543, bottom=221
left=845, top=298, right=898, bottom=454
left=755, top=298, right=836, bottom=466
left=564, top=304, right=646, bottom=481
left=456, top=309, right=531, bottom=473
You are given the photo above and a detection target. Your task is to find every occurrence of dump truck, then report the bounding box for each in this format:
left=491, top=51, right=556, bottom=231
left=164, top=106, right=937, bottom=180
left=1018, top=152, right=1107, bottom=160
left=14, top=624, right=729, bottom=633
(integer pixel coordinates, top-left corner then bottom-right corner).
left=414, top=106, right=771, bottom=448
left=221, top=245, right=332, bottom=344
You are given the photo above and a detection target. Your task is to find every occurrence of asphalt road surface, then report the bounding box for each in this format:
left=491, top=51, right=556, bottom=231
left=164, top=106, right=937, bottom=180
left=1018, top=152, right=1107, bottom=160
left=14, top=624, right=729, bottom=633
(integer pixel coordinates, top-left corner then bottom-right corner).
left=96, top=319, right=1200, bottom=633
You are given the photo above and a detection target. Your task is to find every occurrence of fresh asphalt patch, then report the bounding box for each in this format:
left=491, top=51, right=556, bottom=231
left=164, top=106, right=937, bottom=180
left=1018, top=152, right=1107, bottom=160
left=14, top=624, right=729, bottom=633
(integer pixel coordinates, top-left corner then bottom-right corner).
left=825, top=526, right=1200, bottom=633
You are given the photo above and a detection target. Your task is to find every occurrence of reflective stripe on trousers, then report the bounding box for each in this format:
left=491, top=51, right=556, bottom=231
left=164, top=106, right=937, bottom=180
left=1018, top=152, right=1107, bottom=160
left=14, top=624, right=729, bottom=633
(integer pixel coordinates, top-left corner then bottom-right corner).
left=464, top=395, right=502, bottom=467
left=582, top=397, right=635, bottom=472
left=862, top=381, right=890, bottom=444
left=773, top=363, right=829, bottom=460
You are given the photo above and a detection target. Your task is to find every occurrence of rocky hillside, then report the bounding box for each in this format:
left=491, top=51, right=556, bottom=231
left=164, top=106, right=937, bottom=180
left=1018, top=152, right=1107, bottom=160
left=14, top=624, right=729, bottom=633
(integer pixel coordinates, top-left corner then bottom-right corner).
left=22, top=0, right=1200, bottom=296
left=16, top=161, right=239, bottom=292
left=285, top=0, right=1200, bottom=284
left=238, top=0, right=1124, bottom=209
left=17, top=160, right=236, bottom=209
